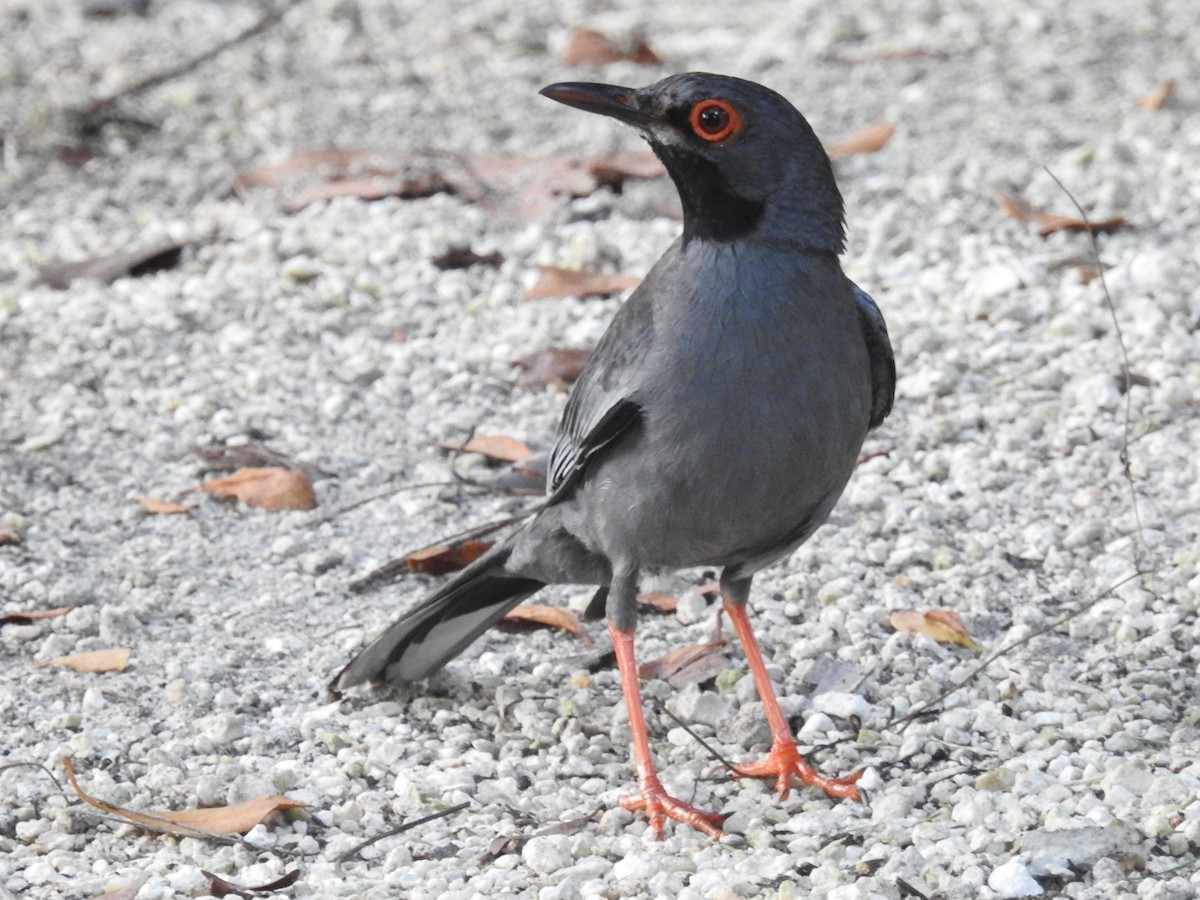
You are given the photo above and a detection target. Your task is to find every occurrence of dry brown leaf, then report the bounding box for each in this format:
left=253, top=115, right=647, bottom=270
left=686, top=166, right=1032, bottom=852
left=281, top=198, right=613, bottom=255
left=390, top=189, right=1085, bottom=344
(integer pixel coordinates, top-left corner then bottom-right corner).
left=203, top=869, right=300, bottom=897
left=234, top=148, right=379, bottom=190
left=513, top=348, right=592, bottom=386
left=638, top=638, right=729, bottom=687
left=160, top=794, right=309, bottom=834
left=1, top=606, right=72, bottom=627
left=637, top=592, right=679, bottom=613
left=133, top=496, right=194, bottom=515
left=889, top=608, right=981, bottom=651
left=38, top=243, right=185, bottom=289
left=500, top=603, right=595, bottom=648
left=440, top=435, right=532, bottom=464
left=406, top=539, right=494, bottom=576
left=588, top=150, right=666, bottom=187
left=64, top=756, right=307, bottom=838
left=285, top=173, right=451, bottom=212
left=827, top=122, right=895, bottom=158
left=237, top=149, right=665, bottom=223
left=1138, top=79, right=1175, bottom=110
left=38, top=648, right=131, bottom=673
left=560, top=27, right=661, bottom=66
left=999, top=192, right=1126, bottom=238
left=234, top=149, right=453, bottom=211
left=191, top=467, right=317, bottom=511
left=459, top=154, right=598, bottom=223
left=525, top=266, right=641, bottom=300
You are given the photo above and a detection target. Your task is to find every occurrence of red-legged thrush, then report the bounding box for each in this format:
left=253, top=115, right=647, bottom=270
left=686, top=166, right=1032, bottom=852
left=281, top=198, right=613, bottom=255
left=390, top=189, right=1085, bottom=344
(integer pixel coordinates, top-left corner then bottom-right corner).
left=333, top=73, right=896, bottom=839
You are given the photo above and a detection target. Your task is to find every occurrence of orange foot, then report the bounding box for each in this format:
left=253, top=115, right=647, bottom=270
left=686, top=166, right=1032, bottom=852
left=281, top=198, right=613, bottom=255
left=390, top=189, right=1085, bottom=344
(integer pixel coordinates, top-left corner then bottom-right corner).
left=619, top=776, right=727, bottom=840
left=735, top=740, right=862, bottom=802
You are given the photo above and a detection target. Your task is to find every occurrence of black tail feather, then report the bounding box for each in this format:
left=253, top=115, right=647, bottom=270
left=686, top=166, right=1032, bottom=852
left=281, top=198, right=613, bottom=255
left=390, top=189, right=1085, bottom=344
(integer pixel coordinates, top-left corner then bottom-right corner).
left=332, top=545, right=544, bottom=692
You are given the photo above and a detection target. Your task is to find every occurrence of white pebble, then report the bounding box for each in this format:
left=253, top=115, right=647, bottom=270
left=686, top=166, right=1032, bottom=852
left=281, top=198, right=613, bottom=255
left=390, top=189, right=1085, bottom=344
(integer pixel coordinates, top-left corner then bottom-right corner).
left=521, top=834, right=573, bottom=876
left=987, top=859, right=1044, bottom=897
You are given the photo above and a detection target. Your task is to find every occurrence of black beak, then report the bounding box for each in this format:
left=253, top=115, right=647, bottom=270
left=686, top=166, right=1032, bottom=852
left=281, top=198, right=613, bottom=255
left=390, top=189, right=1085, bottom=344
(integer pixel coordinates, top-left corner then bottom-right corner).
left=539, top=82, right=653, bottom=128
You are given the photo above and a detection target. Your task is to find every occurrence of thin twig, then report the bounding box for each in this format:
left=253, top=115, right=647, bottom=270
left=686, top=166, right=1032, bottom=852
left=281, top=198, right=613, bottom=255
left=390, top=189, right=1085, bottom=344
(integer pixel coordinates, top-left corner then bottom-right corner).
left=881, top=569, right=1147, bottom=734
left=1043, top=167, right=1148, bottom=568
left=336, top=801, right=471, bottom=862
left=74, top=0, right=303, bottom=125
left=347, top=513, right=529, bottom=594
left=0, top=761, right=67, bottom=797
left=653, top=699, right=739, bottom=775
left=319, top=480, right=466, bottom=522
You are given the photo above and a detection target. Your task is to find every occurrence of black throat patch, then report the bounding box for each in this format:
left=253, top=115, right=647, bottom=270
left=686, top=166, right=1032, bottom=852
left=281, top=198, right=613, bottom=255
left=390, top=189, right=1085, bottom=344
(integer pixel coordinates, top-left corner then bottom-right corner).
left=653, top=143, right=766, bottom=244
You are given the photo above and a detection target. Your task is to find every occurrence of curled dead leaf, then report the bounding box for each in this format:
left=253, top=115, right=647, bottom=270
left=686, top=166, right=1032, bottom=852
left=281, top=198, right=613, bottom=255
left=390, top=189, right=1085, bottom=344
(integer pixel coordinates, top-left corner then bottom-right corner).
left=999, top=192, right=1126, bottom=238
left=525, top=266, right=642, bottom=300
left=637, top=592, right=678, bottom=613
left=38, top=243, right=185, bottom=289
left=440, top=435, right=532, bottom=464
left=1138, top=79, right=1175, bottom=110
left=638, top=638, right=729, bottom=687
left=560, top=27, right=661, bottom=66
left=889, top=608, right=980, bottom=651
left=191, top=467, right=317, bottom=511
left=827, top=122, right=895, bottom=158
left=500, top=603, right=595, bottom=648
left=133, top=496, right=194, bottom=515
left=38, top=648, right=131, bottom=673
left=203, top=869, right=300, bottom=897
left=1, top=606, right=72, bottom=627
left=405, top=539, right=494, bottom=576
left=64, top=756, right=308, bottom=838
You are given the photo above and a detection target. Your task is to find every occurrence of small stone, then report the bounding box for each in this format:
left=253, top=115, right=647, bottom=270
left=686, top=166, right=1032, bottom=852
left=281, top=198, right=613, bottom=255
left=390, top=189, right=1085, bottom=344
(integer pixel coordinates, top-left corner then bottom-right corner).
left=968, top=264, right=1024, bottom=300
left=197, top=714, right=244, bottom=744
left=675, top=591, right=710, bottom=625
left=522, top=834, right=573, bottom=876
left=612, top=850, right=657, bottom=883
left=300, top=549, right=343, bottom=575
left=987, top=859, right=1043, bottom=897
left=811, top=691, right=870, bottom=721
left=976, top=767, right=1017, bottom=792
left=1063, top=521, right=1104, bottom=549
left=673, top=685, right=731, bottom=727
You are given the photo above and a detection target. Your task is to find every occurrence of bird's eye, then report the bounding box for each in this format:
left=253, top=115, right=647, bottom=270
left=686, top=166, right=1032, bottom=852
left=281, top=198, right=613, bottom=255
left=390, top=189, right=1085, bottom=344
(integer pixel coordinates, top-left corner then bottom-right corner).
left=689, top=99, right=741, bottom=142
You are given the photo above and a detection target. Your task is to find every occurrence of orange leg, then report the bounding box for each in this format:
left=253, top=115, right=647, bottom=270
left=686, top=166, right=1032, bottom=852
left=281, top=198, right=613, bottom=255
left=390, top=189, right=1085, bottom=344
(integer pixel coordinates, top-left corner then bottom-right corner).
left=723, top=600, right=861, bottom=802
left=608, top=621, right=727, bottom=839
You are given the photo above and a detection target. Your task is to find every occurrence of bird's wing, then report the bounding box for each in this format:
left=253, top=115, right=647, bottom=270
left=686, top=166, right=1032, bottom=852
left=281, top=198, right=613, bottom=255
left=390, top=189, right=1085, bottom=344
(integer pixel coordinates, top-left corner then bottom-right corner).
left=547, top=397, right=642, bottom=505
left=545, top=279, right=657, bottom=505
left=853, top=283, right=896, bottom=429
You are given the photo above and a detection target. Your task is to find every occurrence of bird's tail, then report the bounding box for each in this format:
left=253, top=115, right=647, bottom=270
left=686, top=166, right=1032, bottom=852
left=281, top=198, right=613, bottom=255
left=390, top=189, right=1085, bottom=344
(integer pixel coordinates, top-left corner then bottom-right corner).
left=331, top=544, right=544, bottom=692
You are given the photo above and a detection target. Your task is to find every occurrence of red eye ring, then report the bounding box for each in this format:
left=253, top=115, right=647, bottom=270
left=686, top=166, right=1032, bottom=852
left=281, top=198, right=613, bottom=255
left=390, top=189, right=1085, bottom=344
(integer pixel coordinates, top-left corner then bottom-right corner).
left=689, top=99, right=741, bottom=142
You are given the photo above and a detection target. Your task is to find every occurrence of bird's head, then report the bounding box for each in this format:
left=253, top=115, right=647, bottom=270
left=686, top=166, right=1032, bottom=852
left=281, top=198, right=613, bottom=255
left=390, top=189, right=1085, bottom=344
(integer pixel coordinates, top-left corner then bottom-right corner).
left=541, top=72, right=844, bottom=251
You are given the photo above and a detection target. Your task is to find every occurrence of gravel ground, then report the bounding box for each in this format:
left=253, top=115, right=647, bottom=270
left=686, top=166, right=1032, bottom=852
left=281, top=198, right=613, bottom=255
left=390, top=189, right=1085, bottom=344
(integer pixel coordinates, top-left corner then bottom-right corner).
left=2, top=1, right=1199, bottom=898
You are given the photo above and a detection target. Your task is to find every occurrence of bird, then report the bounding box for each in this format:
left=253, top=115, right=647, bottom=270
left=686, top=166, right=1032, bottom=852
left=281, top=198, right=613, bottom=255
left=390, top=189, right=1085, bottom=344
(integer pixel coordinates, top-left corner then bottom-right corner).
left=332, top=72, right=895, bottom=840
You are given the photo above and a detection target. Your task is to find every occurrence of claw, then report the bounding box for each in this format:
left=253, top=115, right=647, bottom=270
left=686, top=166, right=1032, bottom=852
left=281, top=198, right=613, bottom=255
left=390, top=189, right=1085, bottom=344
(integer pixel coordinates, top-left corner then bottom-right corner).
left=735, top=740, right=861, bottom=802
left=619, top=775, right=727, bottom=840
